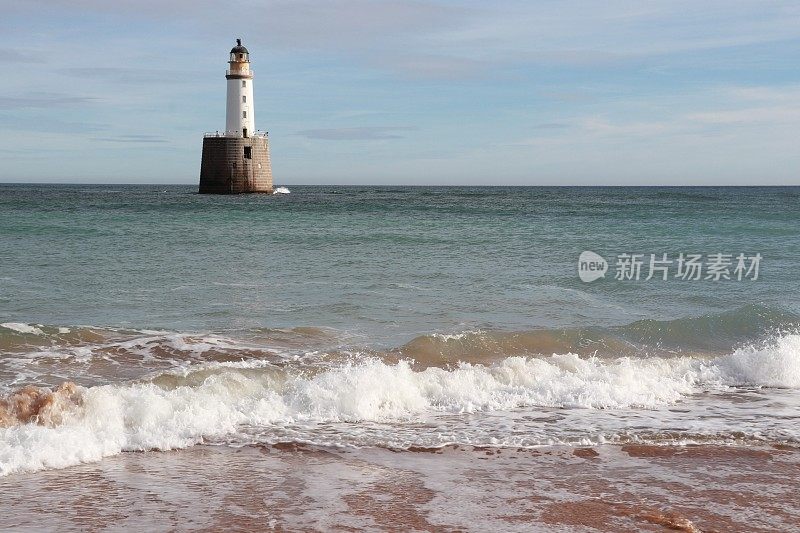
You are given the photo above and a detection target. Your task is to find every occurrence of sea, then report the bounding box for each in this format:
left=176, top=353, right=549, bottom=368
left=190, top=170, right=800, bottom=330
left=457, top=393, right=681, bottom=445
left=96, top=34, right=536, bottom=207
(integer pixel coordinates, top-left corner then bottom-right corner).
left=1, top=184, right=799, bottom=530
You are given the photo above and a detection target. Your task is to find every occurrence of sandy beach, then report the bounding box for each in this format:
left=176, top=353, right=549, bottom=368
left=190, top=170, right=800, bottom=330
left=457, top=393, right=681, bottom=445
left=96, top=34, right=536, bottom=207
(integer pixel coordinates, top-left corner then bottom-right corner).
left=2, top=443, right=797, bottom=531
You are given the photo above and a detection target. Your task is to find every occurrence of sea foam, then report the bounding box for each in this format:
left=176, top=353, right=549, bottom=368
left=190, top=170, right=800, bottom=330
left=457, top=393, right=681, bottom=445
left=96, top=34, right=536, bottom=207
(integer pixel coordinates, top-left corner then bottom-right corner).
left=1, top=323, right=44, bottom=335
left=1, top=334, right=799, bottom=476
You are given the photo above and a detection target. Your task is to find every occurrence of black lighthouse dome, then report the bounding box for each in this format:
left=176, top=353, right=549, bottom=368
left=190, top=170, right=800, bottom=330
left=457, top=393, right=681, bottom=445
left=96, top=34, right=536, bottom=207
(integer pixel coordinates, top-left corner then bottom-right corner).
left=230, top=39, right=249, bottom=55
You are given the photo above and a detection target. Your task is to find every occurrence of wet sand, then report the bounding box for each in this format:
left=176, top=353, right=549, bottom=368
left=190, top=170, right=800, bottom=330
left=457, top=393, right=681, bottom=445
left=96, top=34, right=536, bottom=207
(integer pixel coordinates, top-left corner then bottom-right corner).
left=1, top=444, right=798, bottom=532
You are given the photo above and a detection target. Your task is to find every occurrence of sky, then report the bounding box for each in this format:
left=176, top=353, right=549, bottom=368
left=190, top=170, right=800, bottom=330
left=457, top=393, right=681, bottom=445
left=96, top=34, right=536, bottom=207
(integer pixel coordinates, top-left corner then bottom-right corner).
left=0, top=0, right=798, bottom=185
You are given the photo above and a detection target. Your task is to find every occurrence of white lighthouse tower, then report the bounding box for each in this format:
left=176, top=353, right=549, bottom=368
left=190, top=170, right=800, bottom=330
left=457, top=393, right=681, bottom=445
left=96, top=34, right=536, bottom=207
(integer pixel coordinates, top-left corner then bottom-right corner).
left=199, top=39, right=273, bottom=194
left=225, top=39, right=255, bottom=137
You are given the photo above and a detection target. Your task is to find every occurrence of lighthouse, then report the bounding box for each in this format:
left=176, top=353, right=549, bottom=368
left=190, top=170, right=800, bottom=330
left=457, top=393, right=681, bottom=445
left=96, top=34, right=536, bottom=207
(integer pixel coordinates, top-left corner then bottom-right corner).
left=199, top=39, right=273, bottom=194
left=225, top=39, right=255, bottom=137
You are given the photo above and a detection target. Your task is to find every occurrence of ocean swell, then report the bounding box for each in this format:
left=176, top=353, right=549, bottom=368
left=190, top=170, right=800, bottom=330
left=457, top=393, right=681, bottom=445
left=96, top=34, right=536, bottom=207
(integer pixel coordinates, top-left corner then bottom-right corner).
left=399, top=304, right=800, bottom=362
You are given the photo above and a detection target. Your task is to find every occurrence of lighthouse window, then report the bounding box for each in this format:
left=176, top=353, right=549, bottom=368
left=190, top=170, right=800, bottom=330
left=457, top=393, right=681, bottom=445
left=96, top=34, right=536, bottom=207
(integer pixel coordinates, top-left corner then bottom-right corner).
left=242, top=111, right=247, bottom=118
left=244, top=146, right=252, bottom=159
left=242, top=80, right=246, bottom=87
left=242, top=95, right=246, bottom=103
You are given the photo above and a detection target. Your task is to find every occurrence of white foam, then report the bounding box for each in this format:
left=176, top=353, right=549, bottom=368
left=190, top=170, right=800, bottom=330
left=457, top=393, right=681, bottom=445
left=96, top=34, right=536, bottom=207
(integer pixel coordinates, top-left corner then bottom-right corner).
left=273, top=187, right=291, bottom=194
left=2, top=335, right=799, bottom=476
left=715, top=334, right=800, bottom=387
left=430, top=331, right=481, bottom=342
left=86, top=333, right=253, bottom=362
left=1, top=323, right=44, bottom=335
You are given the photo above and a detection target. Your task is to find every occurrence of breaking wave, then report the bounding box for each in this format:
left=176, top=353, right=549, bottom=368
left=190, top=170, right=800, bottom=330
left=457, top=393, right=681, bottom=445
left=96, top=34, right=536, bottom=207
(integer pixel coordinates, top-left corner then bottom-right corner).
left=2, top=333, right=799, bottom=476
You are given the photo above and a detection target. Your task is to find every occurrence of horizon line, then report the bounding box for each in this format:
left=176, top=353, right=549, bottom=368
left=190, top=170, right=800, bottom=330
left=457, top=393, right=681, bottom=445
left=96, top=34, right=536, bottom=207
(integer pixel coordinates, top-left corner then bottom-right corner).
left=1, top=182, right=798, bottom=188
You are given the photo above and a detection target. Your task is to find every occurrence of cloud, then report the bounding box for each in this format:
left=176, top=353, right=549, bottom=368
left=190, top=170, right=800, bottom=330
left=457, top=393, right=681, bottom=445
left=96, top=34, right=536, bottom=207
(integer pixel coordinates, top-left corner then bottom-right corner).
left=448, top=1, right=800, bottom=59
left=688, top=106, right=800, bottom=125
left=538, top=91, right=596, bottom=103
left=513, top=83, right=800, bottom=157
left=534, top=122, right=570, bottom=130
left=0, top=147, right=72, bottom=155
left=29, top=0, right=469, bottom=52
left=296, top=127, right=415, bottom=140
left=95, top=134, right=168, bottom=143
left=519, top=49, right=632, bottom=68
left=0, top=48, right=45, bottom=64
left=0, top=114, right=108, bottom=134
left=0, top=93, right=96, bottom=109
left=686, top=84, right=800, bottom=125
left=59, top=67, right=200, bottom=84
left=373, top=54, right=490, bottom=80
left=261, top=1, right=467, bottom=48
left=580, top=117, right=675, bottom=137
left=725, top=85, right=800, bottom=103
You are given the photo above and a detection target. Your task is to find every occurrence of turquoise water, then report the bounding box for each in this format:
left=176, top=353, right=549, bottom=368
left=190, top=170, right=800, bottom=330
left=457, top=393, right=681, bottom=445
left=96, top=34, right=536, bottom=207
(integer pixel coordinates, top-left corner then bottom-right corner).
left=1, top=184, right=799, bottom=476
left=1, top=185, right=798, bottom=341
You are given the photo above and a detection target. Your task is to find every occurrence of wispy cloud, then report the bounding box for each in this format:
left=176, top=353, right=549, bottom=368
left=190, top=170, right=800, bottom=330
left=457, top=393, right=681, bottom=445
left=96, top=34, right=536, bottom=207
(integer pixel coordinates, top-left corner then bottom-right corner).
left=0, top=93, right=97, bottom=109
left=30, top=0, right=470, bottom=53
left=534, top=122, right=570, bottom=130
left=0, top=147, right=73, bottom=154
left=59, top=67, right=200, bottom=84
left=519, top=49, right=632, bottom=68
left=688, top=107, right=800, bottom=125
left=0, top=115, right=108, bottom=134
left=296, top=127, right=415, bottom=140
left=685, top=84, right=800, bottom=125
left=96, top=134, right=169, bottom=144
left=0, top=48, right=45, bottom=64
left=449, top=1, right=800, bottom=59
left=538, top=91, right=596, bottom=103
left=372, top=54, right=490, bottom=80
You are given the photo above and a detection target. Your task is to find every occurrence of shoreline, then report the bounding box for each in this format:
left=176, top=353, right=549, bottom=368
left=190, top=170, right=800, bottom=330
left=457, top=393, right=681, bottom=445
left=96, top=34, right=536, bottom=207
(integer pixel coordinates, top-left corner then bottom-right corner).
left=1, top=443, right=797, bottom=531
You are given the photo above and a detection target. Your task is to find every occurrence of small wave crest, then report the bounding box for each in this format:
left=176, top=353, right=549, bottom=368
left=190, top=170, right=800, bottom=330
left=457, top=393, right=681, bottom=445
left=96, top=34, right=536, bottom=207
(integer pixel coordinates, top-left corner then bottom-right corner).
left=1, top=323, right=44, bottom=335
left=400, top=305, right=800, bottom=362
left=399, top=329, right=633, bottom=363
left=273, top=186, right=290, bottom=194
